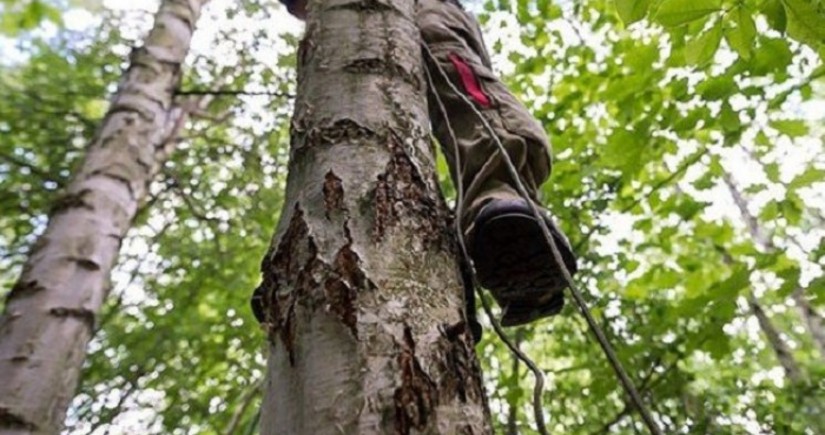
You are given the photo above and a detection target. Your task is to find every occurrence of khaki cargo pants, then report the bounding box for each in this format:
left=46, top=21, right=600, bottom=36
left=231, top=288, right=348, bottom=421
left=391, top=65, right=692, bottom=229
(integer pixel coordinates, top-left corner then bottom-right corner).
left=417, top=0, right=552, bottom=235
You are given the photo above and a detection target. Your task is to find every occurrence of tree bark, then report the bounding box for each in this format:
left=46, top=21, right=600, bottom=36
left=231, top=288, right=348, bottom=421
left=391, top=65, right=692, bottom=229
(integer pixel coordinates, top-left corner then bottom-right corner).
left=0, top=1, right=206, bottom=432
left=256, top=0, right=490, bottom=433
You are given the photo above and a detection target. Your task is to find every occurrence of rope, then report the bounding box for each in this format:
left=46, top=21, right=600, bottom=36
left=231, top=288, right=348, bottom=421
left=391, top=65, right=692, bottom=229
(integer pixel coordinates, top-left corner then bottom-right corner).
left=423, top=54, right=551, bottom=435
left=421, top=42, right=663, bottom=435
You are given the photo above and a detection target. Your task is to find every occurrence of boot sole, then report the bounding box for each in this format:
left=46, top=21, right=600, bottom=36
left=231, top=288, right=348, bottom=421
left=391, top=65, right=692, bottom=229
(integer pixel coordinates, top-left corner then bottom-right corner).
left=471, top=212, right=575, bottom=326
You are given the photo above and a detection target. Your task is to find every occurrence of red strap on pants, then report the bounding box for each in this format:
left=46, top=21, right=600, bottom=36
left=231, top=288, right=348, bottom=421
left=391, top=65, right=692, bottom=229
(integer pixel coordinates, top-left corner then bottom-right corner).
left=448, top=53, right=492, bottom=108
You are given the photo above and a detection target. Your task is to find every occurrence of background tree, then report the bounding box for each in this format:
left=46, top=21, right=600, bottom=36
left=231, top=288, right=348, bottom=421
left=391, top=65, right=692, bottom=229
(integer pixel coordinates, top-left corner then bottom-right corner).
left=0, top=0, right=208, bottom=431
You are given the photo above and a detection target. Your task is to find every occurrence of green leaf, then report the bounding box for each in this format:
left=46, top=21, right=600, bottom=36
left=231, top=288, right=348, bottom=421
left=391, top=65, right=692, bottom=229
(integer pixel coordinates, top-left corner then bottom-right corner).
left=625, top=42, right=660, bottom=70
left=654, top=0, right=721, bottom=27
left=674, top=197, right=709, bottom=219
left=616, top=0, right=651, bottom=25
left=713, top=265, right=751, bottom=298
left=759, top=201, right=779, bottom=220
left=0, top=0, right=62, bottom=35
left=755, top=130, right=771, bottom=147
left=770, top=119, right=809, bottom=137
left=764, top=162, right=781, bottom=182
left=705, top=329, right=732, bottom=359
left=719, top=102, right=741, bottom=132
left=762, top=0, right=788, bottom=32
left=696, top=73, right=736, bottom=100
left=603, top=127, right=647, bottom=177
left=725, top=7, right=757, bottom=59
left=752, top=38, right=794, bottom=75
left=685, top=21, right=723, bottom=65
left=692, top=172, right=716, bottom=190
left=781, top=0, right=825, bottom=48
left=780, top=197, right=803, bottom=224
left=809, top=276, right=825, bottom=301
left=777, top=266, right=801, bottom=297
left=673, top=107, right=709, bottom=132
left=789, top=167, right=825, bottom=189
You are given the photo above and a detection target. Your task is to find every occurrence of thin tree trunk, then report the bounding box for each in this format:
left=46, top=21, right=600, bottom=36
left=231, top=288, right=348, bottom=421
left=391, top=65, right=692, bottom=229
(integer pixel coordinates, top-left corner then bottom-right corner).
left=222, top=379, right=263, bottom=435
left=256, top=0, right=490, bottom=433
left=792, top=287, right=825, bottom=358
left=722, top=173, right=806, bottom=382
left=728, top=154, right=825, bottom=360
left=0, top=1, right=206, bottom=432
left=506, top=331, right=523, bottom=435
left=747, top=295, right=804, bottom=383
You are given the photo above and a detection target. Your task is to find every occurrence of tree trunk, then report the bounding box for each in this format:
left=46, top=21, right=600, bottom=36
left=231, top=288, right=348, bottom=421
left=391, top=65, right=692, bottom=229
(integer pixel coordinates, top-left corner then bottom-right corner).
left=505, top=331, right=523, bottom=435
left=256, top=0, right=490, bottom=433
left=747, top=296, right=804, bottom=383
left=791, top=287, right=825, bottom=358
left=0, top=1, right=206, bottom=432
left=722, top=173, right=806, bottom=382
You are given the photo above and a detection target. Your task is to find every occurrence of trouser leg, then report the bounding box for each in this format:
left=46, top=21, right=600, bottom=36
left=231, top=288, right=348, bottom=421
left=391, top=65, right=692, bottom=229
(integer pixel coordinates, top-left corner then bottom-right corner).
left=417, top=0, right=552, bottom=236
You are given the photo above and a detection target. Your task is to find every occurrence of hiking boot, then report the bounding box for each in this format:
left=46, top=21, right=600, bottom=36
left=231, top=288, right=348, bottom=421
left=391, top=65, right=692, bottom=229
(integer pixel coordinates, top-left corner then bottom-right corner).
left=469, top=198, right=578, bottom=327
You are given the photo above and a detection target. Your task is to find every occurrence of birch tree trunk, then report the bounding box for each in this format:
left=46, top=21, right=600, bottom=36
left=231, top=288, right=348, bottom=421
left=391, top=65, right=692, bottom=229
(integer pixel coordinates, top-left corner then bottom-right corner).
left=256, top=0, right=490, bottom=433
left=0, top=1, right=206, bottom=432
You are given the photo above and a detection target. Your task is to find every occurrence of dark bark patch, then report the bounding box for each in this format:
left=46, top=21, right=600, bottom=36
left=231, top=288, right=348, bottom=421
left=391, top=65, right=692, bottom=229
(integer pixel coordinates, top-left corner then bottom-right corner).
left=259, top=207, right=318, bottom=366
left=323, top=170, right=345, bottom=218
left=0, top=407, right=37, bottom=430
left=304, top=119, right=379, bottom=148
left=323, top=244, right=369, bottom=337
left=328, top=0, right=396, bottom=13
left=323, top=277, right=356, bottom=337
left=372, top=138, right=447, bottom=247
left=49, top=188, right=94, bottom=216
left=70, top=257, right=101, bottom=271
left=259, top=204, right=374, bottom=362
left=97, top=170, right=138, bottom=198
left=443, top=320, right=468, bottom=342
left=10, top=354, right=29, bottom=363
left=281, top=303, right=297, bottom=366
left=50, top=307, right=96, bottom=330
left=394, top=326, right=438, bottom=434
left=438, top=324, right=485, bottom=405
left=6, top=280, right=47, bottom=301
left=69, top=237, right=103, bottom=271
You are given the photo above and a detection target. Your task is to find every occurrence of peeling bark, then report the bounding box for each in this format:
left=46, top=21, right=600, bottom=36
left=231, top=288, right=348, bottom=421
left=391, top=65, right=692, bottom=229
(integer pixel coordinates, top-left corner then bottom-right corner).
left=0, top=0, right=207, bottom=432
left=257, top=0, right=490, bottom=433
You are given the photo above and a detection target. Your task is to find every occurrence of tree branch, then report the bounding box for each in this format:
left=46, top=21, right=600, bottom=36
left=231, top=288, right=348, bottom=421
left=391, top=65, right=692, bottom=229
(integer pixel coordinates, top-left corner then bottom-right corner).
left=575, top=146, right=708, bottom=252
left=0, top=151, right=65, bottom=187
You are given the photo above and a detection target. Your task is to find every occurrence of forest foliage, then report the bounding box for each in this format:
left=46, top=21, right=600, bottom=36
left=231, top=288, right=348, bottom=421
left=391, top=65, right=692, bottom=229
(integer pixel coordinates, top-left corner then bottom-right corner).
left=0, top=0, right=824, bottom=433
